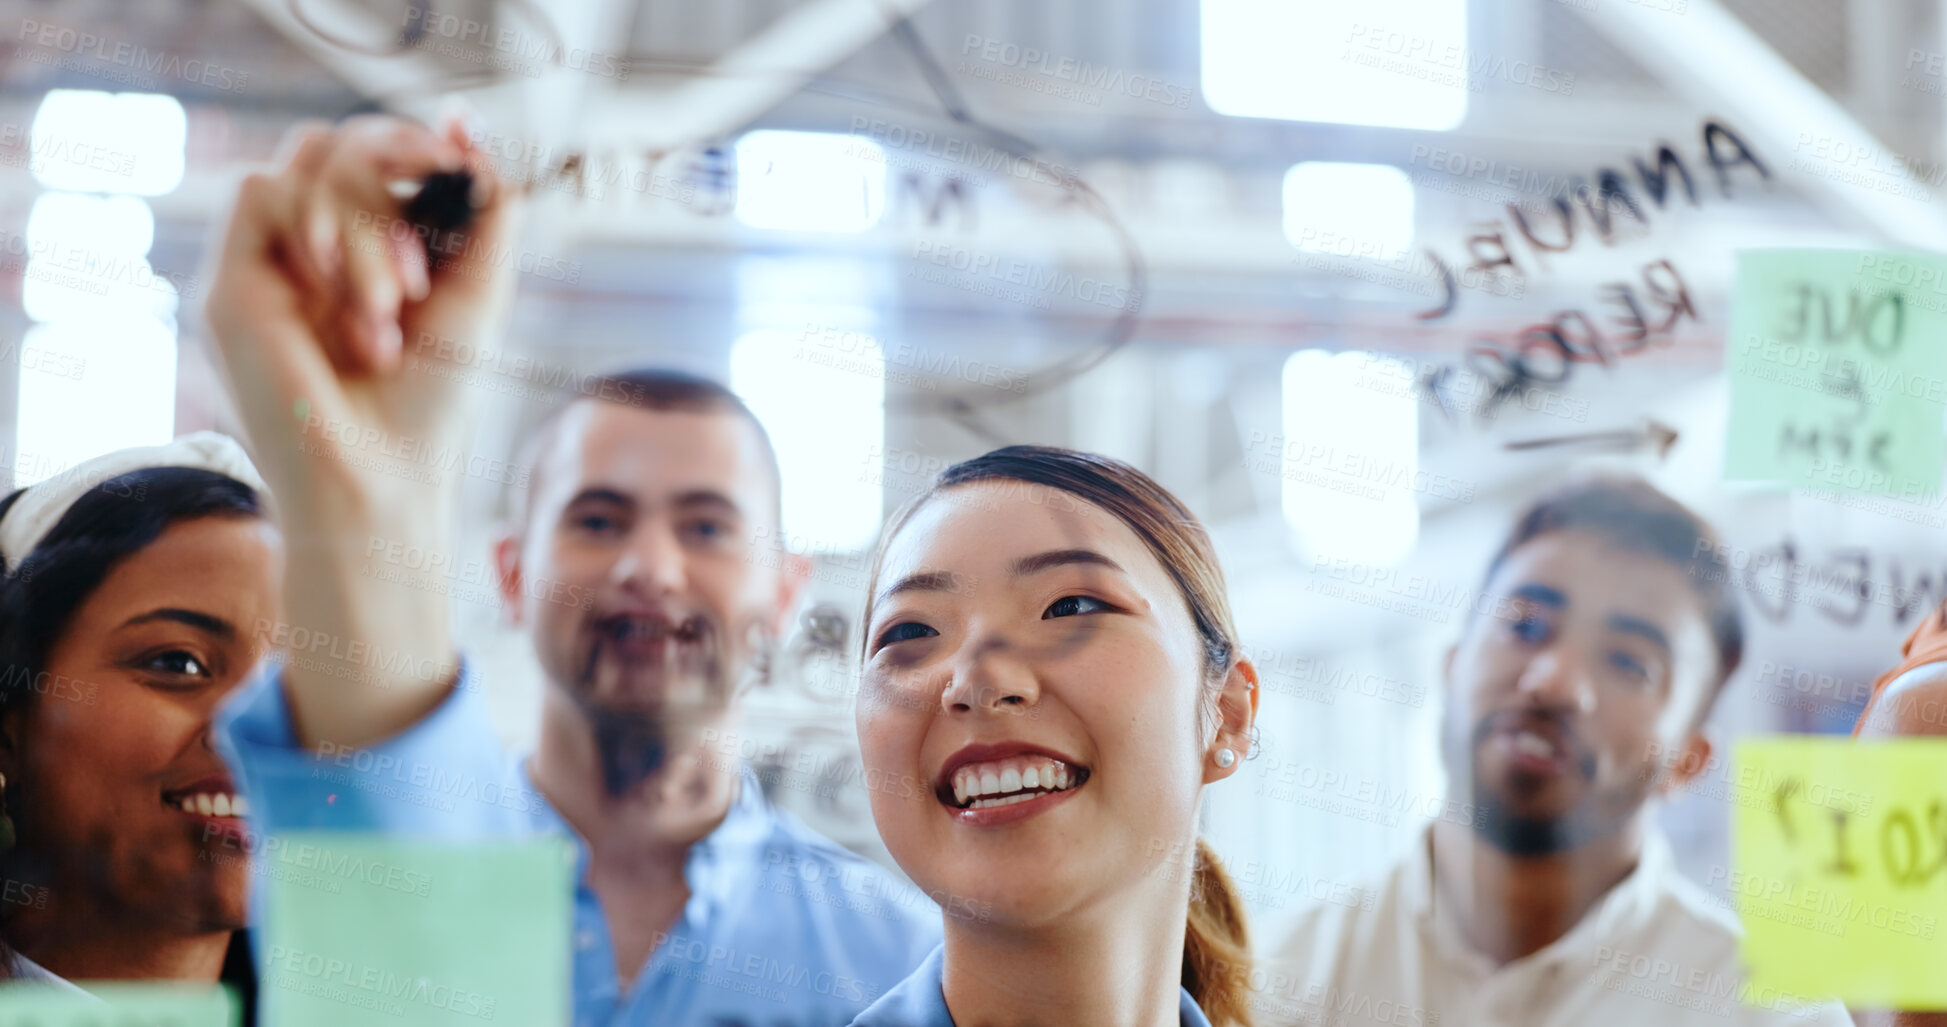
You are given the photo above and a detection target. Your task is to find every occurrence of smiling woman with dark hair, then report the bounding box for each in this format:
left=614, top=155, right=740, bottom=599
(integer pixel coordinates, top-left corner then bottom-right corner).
left=849, top=445, right=1261, bottom=1027
left=0, top=433, right=280, bottom=1010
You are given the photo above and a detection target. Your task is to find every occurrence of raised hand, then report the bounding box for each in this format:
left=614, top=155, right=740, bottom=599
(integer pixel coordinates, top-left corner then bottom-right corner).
left=206, top=114, right=524, bottom=748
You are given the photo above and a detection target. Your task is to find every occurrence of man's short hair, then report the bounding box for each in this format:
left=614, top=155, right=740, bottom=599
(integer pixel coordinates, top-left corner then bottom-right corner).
left=513, top=368, right=781, bottom=532
left=1479, top=475, right=1744, bottom=716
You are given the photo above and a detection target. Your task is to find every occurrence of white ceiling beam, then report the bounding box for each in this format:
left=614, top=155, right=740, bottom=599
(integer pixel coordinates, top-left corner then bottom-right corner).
left=516, top=0, right=636, bottom=151
left=234, top=0, right=455, bottom=122
left=236, top=0, right=567, bottom=129
left=578, top=0, right=938, bottom=153
left=1572, top=0, right=1947, bottom=249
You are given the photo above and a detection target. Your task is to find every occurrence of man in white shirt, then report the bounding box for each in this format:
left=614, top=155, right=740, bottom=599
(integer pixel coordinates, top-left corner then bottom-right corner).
left=1261, top=476, right=1852, bottom=1027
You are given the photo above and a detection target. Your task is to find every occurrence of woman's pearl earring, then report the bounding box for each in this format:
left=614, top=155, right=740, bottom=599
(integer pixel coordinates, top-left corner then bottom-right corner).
left=1215, top=748, right=1236, bottom=768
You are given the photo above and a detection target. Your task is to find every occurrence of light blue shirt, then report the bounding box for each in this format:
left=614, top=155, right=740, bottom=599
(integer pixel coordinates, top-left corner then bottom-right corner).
left=214, top=662, right=941, bottom=1027
left=849, top=945, right=1214, bottom=1027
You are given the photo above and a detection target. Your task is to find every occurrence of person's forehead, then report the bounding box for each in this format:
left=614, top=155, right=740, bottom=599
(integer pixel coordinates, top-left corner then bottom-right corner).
left=85, top=517, right=277, bottom=617
left=1490, top=530, right=1705, bottom=627
left=546, top=400, right=775, bottom=503
left=880, top=481, right=1155, bottom=584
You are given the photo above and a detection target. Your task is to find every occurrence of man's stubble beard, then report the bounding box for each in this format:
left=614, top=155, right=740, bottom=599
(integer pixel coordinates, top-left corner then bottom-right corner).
left=569, top=615, right=775, bottom=800
left=1441, top=710, right=1650, bottom=858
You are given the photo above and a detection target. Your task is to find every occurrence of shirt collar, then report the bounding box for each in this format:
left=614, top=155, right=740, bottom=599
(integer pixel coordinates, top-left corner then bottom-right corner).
left=677, top=763, right=773, bottom=922
left=5, top=951, right=90, bottom=994
left=518, top=758, right=776, bottom=920
left=1411, top=823, right=1675, bottom=971
left=851, top=944, right=1214, bottom=1027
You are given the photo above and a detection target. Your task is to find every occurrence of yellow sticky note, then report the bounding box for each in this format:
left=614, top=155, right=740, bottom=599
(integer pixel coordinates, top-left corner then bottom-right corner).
left=1734, top=737, right=1947, bottom=1010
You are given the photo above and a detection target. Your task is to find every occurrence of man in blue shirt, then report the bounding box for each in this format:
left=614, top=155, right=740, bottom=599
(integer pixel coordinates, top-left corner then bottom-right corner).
left=205, top=116, right=938, bottom=1025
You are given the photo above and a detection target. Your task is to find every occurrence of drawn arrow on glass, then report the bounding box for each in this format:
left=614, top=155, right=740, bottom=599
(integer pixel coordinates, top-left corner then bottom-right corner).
left=1502, top=419, right=1680, bottom=459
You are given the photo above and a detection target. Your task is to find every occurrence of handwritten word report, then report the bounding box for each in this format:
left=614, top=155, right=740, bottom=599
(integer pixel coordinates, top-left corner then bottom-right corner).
left=1734, top=738, right=1946, bottom=1009
left=1413, top=120, right=1768, bottom=423
left=1725, top=250, right=1947, bottom=495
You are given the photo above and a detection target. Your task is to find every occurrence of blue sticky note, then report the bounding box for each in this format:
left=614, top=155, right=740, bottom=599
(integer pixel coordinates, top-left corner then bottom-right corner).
left=258, top=834, right=573, bottom=1026
left=0, top=982, right=236, bottom=1026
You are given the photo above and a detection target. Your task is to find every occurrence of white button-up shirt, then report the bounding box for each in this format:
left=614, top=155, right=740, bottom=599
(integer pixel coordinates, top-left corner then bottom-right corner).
left=1257, top=828, right=1852, bottom=1026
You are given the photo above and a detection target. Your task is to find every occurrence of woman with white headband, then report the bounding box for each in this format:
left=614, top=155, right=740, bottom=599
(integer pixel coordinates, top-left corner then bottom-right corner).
left=0, top=432, right=280, bottom=1008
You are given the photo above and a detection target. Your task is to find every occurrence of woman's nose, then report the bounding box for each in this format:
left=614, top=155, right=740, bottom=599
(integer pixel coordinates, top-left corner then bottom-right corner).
left=941, top=632, right=1041, bottom=714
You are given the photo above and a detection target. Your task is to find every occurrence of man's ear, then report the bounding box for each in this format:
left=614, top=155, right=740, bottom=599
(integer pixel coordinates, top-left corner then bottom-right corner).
left=1205, top=658, right=1259, bottom=784
left=1656, top=729, right=1714, bottom=795
left=492, top=529, right=525, bottom=625
left=771, top=552, right=812, bottom=639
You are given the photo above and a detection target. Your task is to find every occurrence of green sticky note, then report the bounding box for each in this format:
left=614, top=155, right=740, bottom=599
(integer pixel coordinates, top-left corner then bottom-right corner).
left=0, top=982, right=235, bottom=1026
left=259, top=834, right=574, bottom=1026
left=1734, top=737, right=1947, bottom=1010
left=1724, top=249, right=1947, bottom=495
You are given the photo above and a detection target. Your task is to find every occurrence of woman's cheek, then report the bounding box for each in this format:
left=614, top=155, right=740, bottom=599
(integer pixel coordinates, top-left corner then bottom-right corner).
left=854, top=681, right=911, bottom=779
left=858, top=660, right=939, bottom=726
left=70, top=678, right=181, bottom=779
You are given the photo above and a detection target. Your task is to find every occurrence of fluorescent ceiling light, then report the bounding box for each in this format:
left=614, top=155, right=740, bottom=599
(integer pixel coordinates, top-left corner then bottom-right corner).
left=1283, top=162, right=1415, bottom=260
left=14, top=319, right=178, bottom=488
left=733, top=130, right=888, bottom=233
left=31, top=89, right=187, bottom=195
left=1281, top=349, right=1421, bottom=566
left=1202, top=0, right=1468, bottom=130
left=730, top=328, right=886, bottom=553
left=28, top=192, right=155, bottom=256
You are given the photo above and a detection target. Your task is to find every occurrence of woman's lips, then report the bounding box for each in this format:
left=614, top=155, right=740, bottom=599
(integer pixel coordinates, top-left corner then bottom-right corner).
left=944, top=778, right=1087, bottom=827
left=944, top=754, right=1085, bottom=807
left=164, top=791, right=249, bottom=818
left=162, top=788, right=252, bottom=844
left=935, top=753, right=1091, bottom=827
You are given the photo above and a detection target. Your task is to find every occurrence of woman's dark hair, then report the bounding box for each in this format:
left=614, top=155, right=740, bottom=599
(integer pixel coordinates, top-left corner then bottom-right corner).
left=861, top=445, right=1256, bottom=1027
left=0, top=466, right=262, bottom=991
left=0, top=466, right=262, bottom=722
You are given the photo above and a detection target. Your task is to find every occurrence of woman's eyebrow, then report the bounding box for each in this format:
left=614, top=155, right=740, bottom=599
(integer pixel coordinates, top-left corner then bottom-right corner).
left=877, top=570, right=966, bottom=605
left=1011, top=549, right=1124, bottom=578
left=120, top=608, right=236, bottom=642
left=874, top=549, right=1123, bottom=606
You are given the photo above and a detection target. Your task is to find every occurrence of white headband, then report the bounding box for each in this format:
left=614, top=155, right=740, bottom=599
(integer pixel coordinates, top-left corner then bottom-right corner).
left=0, top=431, right=268, bottom=571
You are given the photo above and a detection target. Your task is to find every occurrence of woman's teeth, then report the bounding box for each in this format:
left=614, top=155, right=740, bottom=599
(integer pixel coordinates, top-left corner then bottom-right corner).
left=950, top=756, right=1080, bottom=809
left=170, top=793, right=248, bottom=818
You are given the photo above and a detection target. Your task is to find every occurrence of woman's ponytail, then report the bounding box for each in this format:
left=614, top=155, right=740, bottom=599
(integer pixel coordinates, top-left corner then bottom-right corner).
left=1183, top=836, right=1254, bottom=1027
